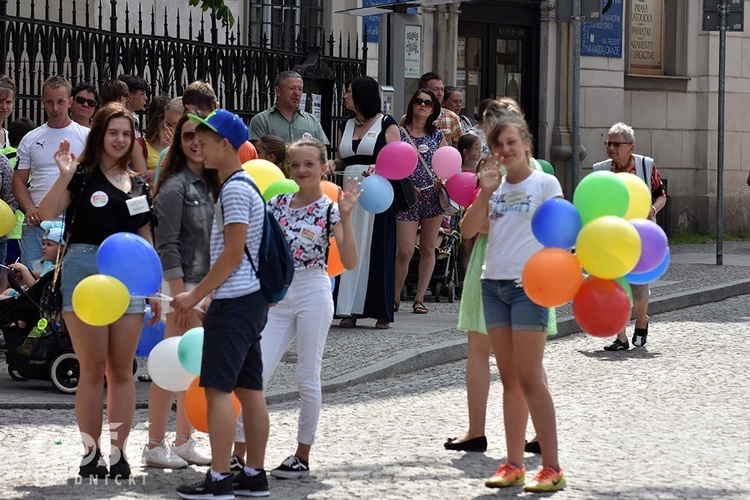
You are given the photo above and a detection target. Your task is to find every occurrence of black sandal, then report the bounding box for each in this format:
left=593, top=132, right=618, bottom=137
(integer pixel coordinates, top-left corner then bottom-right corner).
left=632, top=325, right=648, bottom=347
left=603, top=339, right=629, bottom=351
left=412, top=301, right=428, bottom=314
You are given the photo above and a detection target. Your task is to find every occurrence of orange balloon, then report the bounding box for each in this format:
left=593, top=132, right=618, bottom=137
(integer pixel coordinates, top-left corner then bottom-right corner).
left=185, top=377, right=241, bottom=433
left=522, top=248, right=583, bottom=307
left=238, top=141, right=258, bottom=163
left=327, top=238, right=345, bottom=277
left=321, top=180, right=340, bottom=202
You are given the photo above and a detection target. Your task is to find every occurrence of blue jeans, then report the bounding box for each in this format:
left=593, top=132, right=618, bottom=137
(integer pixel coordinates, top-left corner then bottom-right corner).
left=481, top=278, right=548, bottom=332
left=20, top=224, right=44, bottom=272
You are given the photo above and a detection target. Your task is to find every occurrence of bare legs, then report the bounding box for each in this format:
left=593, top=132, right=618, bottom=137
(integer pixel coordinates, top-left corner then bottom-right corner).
left=394, top=215, right=444, bottom=306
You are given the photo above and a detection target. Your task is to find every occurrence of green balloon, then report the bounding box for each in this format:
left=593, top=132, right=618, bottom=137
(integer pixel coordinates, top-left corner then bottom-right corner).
left=614, top=276, right=634, bottom=306
left=537, top=158, right=555, bottom=175
left=573, top=170, right=629, bottom=225
left=263, top=179, right=299, bottom=202
left=177, top=327, right=204, bottom=376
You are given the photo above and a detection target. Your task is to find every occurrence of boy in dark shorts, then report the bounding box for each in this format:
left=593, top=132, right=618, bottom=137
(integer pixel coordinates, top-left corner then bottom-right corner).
left=173, top=109, right=270, bottom=499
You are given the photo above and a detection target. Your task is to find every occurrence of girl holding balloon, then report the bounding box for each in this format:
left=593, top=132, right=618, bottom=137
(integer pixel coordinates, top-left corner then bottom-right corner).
left=461, top=111, right=566, bottom=492
left=39, top=102, right=161, bottom=479
left=394, top=88, right=447, bottom=315
left=246, top=138, right=361, bottom=478
left=142, top=113, right=217, bottom=468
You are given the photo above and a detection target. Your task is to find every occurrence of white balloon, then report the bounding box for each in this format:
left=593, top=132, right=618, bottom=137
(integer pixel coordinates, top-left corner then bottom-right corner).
left=147, top=337, right=196, bottom=392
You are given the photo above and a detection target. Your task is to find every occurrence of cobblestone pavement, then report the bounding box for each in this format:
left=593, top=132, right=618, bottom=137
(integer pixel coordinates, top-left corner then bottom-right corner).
left=1, top=296, right=748, bottom=499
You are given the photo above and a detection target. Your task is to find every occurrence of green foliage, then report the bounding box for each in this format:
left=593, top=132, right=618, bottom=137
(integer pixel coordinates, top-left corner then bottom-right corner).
left=188, top=0, right=235, bottom=28
left=668, top=232, right=750, bottom=244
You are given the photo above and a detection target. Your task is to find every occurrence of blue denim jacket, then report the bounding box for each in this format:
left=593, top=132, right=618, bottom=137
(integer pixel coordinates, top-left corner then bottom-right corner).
left=153, top=166, right=213, bottom=283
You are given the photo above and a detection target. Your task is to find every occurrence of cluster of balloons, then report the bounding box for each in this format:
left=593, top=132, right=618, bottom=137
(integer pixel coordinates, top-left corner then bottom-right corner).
left=72, top=233, right=163, bottom=326
left=522, top=171, right=669, bottom=337
left=242, top=159, right=299, bottom=201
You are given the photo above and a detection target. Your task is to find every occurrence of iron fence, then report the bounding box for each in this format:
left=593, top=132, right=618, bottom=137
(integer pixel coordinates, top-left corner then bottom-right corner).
left=0, top=0, right=367, bottom=152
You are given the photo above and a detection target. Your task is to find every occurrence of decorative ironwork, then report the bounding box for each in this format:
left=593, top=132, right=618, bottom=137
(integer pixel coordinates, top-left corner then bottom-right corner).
left=0, top=0, right=367, bottom=151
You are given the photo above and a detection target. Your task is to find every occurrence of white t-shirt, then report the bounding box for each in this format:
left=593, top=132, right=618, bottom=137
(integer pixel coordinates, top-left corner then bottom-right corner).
left=482, top=170, right=563, bottom=280
left=210, top=170, right=264, bottom=299
left=16, top=122, right=90, bottom=207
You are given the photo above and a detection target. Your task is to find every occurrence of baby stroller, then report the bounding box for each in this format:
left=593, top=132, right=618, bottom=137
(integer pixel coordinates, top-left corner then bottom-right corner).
left=1, top=269, right=79, bottom=393
left=401, top=214, right=462, bottom=303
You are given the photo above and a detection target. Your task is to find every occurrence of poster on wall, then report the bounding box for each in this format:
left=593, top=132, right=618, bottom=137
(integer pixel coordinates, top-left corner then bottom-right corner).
left=581, top=0, right=623, bottom=58
left=404, top=25, right=421, bottom=78
left=628, top=0, right=664, bottom=74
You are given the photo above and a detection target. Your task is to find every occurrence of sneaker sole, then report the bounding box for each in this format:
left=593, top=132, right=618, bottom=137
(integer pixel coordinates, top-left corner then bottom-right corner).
left=485, top=478, right=524, bottom=488
left=234, top=489, right=270, bottom=497
left=177, top=493, right=234, bottom=500
left=269, top=469, right=310, bottom=479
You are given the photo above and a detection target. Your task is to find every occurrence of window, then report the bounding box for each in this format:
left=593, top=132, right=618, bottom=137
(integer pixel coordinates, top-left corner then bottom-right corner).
left=247, top=0, right=324, bottom=51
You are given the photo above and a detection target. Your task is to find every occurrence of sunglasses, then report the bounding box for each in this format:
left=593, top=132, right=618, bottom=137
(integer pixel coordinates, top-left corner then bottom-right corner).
left=181, top=130, right=197, bottom=142
left=413, top=97, right=434, bottom=107
left=74, top=95, right=98, bottom=107
left=604, top=140, right=631, bottom=148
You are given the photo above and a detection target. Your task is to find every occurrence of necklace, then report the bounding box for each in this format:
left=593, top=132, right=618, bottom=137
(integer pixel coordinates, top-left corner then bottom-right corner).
left=103, top=170, right=126, bottom=186
left=354, top=117, right=365, bottom=127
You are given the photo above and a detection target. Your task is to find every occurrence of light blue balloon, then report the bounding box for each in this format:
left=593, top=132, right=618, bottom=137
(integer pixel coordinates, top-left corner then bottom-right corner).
left=177, top=327, right=204, bottom=376
left=358, top=174, right=394, bottom=214
left=626, top=247, right=670, bottom=285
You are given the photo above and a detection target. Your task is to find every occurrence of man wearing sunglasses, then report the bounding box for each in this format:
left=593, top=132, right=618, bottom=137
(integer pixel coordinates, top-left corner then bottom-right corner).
left=592, top=122, right=667, bottom=351
left=69, top=82, right=99, bottom=128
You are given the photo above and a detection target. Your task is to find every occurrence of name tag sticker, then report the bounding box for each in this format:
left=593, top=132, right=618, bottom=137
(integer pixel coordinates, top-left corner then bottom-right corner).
left=505, top=189, right=526, bottom=206
left=300, top=224, right=322, bottom=242
left=126, top=195, right=150, bottom=216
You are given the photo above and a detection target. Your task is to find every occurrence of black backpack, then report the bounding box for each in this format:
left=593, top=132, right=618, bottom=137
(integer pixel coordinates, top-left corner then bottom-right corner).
left=221, top=175, right=294, bottom=304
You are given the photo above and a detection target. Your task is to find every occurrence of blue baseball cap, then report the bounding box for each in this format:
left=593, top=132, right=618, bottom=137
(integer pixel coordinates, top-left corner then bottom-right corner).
left=188, top=108, right=248, bottom=150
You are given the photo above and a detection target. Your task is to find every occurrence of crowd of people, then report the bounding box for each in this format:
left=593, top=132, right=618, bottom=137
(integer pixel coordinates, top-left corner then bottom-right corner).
left=0, top=67, right=668, bottom=497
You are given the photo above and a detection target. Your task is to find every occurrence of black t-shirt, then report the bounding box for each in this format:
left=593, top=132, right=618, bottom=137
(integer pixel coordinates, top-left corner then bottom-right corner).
left=65, top=167, right=154, bottom=245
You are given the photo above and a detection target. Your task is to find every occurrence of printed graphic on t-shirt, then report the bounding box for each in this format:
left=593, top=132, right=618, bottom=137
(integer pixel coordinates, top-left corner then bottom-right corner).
left=272, top=194, right=340, bottom=270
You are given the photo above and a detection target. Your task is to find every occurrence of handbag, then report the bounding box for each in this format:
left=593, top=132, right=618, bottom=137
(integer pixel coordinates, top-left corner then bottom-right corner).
left=400, top=127, right=461, bottom=216
left=391, top=178, right=418, bottom=211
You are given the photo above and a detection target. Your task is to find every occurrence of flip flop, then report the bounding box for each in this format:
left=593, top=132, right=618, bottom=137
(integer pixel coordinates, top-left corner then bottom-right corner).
left=412, top=301, right=428, bottom=314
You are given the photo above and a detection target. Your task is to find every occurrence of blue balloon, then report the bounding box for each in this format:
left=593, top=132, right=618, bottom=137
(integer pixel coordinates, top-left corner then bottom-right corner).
left=97, top=232, right=163, bottom=296
left=626, top=247, right=670, bottom=285
left=358, top=174, right=394, bottom=214
left=531, top=198, right=582, bottom=249
left=136, top=306, right=165, bottom=357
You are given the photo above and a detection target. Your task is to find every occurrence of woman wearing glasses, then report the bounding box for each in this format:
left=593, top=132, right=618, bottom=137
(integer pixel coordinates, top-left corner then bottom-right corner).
left=394, top=89, right=447, bottom=315
left=70, top=83, right=100, bottom=128
left=594, top=122, right=666, bottom=351
left=143, top=113, right=217, bottom=468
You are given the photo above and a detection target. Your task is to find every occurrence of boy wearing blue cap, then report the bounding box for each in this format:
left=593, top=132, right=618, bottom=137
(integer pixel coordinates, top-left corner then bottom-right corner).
left=172, top=109, right=270, bottom=499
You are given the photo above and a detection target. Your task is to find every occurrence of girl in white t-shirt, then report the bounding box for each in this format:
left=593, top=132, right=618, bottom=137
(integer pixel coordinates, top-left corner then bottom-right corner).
left=461, top=112, right=567, bottom=493
left=238, top=138, right=361, bottom=479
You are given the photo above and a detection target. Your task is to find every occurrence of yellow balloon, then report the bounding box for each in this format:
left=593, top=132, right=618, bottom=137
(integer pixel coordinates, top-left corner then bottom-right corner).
left=0, top=199, right=15, bottom=236
left=617, top=172, right=651, bottom=220
left=72, top=274, right=130, bottom=326
left=242, top=159, right=285, bottom=194
left=576, top=216, right=642, bottom=279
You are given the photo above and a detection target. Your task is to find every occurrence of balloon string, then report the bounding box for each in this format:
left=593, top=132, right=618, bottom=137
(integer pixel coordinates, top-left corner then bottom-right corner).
left=133, top=293, right=206, bottom=313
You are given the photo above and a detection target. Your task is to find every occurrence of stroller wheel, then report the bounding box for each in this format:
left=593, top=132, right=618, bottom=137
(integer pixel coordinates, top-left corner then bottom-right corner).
left=433, top=282, right=443, bottom=303
left=50, top=352, right=79, bottom=394
left=8, top=365, right=26, bottom=381
left=447, top=282, right=456, bottom=303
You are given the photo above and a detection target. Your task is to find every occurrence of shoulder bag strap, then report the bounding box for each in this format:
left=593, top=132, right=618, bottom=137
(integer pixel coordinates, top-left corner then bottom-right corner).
left=400, top=126, right=438, bottom=183
left=52, top=174, right=87, bottom=287
left=324, top=202, right=333, bottom=262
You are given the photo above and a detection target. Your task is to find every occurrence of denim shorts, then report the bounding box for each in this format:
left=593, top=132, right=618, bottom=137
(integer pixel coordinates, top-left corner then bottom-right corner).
left=481, top=278, right=548, bottom=332
left=61, top=244, right=146, bottom=315
left=201, top=291, right=269, bottom=392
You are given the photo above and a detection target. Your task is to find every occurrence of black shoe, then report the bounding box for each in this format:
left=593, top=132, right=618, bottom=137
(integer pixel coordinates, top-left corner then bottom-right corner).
left=444, top=436, right=487, bottom=452
left=233, top=469, right=270, bottom=497
left=177, top=470, right=234, bottom=499
left=109, top=451, right=131, bottom=479
left=270, top=455, right=310, bottom=479
left=603, top=339, right=629, bottom=351
left=632, top=327, right=648, bottom=347
left=78, top=448, right=108, bottom=478
left=524, top=440, right=541, bottom=454
left=230, top=454, right=246, bottom=475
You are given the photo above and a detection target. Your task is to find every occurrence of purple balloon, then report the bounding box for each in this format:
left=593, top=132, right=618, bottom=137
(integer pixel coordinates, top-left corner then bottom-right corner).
left=375, top=142, right=417, bottom=180
left=630, top=219, right=668, bottom=274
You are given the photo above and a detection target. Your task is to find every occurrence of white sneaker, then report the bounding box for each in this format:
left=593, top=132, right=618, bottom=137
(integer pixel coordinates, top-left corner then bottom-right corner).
left=172, top=438, right=212, bottom=466
left=142, top=440, right=188, bottom=469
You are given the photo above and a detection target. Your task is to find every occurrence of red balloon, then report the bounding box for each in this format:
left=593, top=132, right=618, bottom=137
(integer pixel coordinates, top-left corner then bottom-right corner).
left=572, top=276, right=631, bottom=337
left=445, top=172, right=478, bottom=207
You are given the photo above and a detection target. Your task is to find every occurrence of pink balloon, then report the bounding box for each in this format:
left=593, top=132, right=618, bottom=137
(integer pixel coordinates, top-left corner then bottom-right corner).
left=445, top=172, right=478, bottom=207
left=431, top=147, right=462, bottom=179
left=375, top=142, right=417, bottom=180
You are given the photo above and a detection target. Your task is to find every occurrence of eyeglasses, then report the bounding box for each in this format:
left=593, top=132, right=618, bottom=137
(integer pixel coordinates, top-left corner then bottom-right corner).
left=181, top=131, right=197, bottom=142
left=604, top=140, right=631, bottom=148
left=413, top=97, right=434, bottom=107
left=74, top=95, right=97, bottom=107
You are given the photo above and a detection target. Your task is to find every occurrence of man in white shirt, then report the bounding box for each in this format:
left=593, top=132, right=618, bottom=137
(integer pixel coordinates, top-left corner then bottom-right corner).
left=13, top=75, right=90, bottom=270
